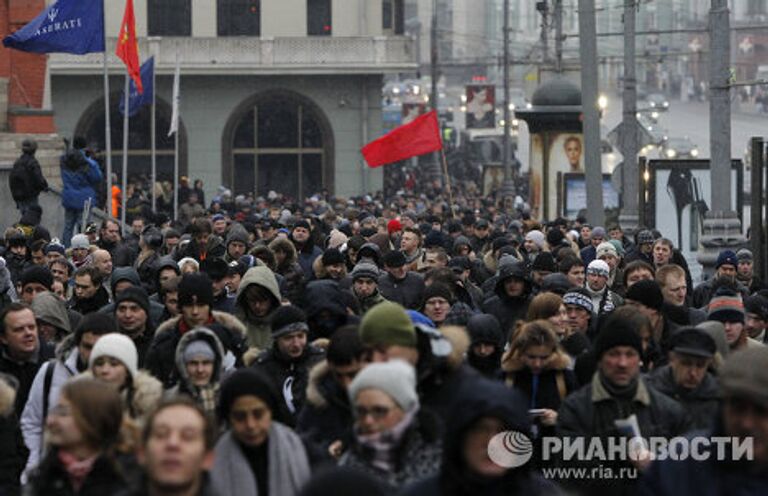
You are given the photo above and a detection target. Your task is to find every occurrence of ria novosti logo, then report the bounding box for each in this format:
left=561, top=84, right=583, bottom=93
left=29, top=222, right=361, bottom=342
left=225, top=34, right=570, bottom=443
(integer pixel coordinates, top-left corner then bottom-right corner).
left=487, top=431, right=753, bottom=468
left=487, top=431, right=534, bottom=468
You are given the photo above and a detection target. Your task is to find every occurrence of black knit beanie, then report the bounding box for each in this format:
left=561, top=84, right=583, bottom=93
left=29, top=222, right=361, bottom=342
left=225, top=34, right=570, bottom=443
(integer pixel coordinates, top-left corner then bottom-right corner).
left=178, top=272, right=214, bottom=308
left=270, top=305, right=308, bottom=339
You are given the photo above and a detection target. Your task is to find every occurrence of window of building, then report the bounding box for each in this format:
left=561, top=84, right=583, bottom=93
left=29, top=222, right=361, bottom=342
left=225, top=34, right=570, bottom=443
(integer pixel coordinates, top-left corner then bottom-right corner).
left=225, top=91, right=333, bottom=199
left=382, top=0, right=405, bottom=34
left=307, top=0, right=332, bottom=36
left=217, top=0, right=261, bottom=36
left=147, top=0, right=191, bottom=36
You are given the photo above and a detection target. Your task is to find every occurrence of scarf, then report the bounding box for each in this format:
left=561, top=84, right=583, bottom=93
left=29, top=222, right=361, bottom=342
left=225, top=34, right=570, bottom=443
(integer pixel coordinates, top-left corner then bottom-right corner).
left=58, top=450, right=98, bottom=492
left=354, top=406, right=417, bottom=473
left=193, top=383, right=220, bottom=417
left=599, top=373, right=638, bottom=400
left=179, top=314, right=215, bottom=335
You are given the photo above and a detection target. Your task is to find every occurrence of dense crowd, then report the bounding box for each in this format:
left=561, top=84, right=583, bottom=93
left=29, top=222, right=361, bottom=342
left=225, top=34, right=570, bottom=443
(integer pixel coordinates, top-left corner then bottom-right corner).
left=1, top=139, right=768, bottom=495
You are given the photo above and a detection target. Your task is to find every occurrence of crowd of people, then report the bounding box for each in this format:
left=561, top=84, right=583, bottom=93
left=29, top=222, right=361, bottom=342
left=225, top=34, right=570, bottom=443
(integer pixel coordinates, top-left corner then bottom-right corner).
left=1, top=139, right=768, bottom=495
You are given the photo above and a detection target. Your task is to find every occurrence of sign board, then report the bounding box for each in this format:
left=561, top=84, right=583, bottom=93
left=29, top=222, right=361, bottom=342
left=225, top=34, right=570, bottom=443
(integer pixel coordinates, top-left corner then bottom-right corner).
left=561, top=173, right=620, bottom=218
left=465, top=85, right=495, bottom=129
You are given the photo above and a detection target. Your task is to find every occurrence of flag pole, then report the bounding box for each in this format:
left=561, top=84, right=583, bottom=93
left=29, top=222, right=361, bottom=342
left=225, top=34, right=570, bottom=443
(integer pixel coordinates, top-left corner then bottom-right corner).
left=172, top=46, right=179, bottom=222
left=150, top=58, right=157, bottom=213
left=121, top=74, right=129, bottom=230
left=440, top=148, right=455, bottom=219
left=102, top=2, right=113, bottom=219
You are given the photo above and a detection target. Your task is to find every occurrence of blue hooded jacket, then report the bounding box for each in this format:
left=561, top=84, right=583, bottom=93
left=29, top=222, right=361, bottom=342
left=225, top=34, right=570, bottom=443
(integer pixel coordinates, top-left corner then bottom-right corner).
left=60, top=149, right=102, bottom=211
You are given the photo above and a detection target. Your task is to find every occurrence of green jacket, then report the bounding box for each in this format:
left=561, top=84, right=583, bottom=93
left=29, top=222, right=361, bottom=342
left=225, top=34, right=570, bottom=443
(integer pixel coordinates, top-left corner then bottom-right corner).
left=234, top=265, right=282, bottom=350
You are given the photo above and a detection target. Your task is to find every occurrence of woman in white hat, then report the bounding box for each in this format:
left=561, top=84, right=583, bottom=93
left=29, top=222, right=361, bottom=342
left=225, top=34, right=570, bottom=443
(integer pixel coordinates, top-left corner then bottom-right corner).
left=88, top=333, right=162, bottom=423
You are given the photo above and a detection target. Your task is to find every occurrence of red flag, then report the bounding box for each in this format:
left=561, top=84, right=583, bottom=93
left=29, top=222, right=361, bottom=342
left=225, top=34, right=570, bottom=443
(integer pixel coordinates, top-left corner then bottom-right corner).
left=362, top=110, right=442, bottom=167
left=116, top=0, right=142, bottom=94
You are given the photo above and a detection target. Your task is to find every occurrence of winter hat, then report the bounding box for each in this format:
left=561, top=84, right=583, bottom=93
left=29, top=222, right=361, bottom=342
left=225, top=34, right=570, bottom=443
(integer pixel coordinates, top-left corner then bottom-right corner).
left=382, top=250, right=406, bottom=268
left=44, top=241, right=66, bottom=256
left=744, top=294, right=768, bottom=321
left=359, top=302, right=417, bottom=348
left=293, top=219, right=311, bottom=231
left=387, top=219, right=402, bottom=234
left=200, top=258, right=229, bottom=281
left=531, top=252, right=557, bottom=273
left=708, top=288, right=745, bottom=323
left=715, top=250, right=738, bottom=270
left=696, top=320, right=729, bottom=358
left=596, top=242, right=618, bottom=259
left=525, top=230, right=545, bottom=250
left=349, top=360, right=419, bottom=412
left=466, top=313, right=503, bottom=346
left=594, top=319, right=643, bottom=360
left=586, top=259, right=610, bottom=278
left=327, top=229, right=348, bottom=250
left=270, top=305, right=308, bottom=339
left=89, top=333, right=138, bottom=379
left=70, top=234, right=90, bottom=250
left=183, top=339, right=216, bottom=363
left=351, top=261, right=380, bottom=282
left=20, top=265, right=53, bottom=290
left=322, top=248, right=346, bottom=267
left=219, top=368, right=282, bottom=422
left=546, top=228, right=565, bottom=247
left=625, top=279, right=664, bottom=311
left=591, top=226, right=606, bottom=239
left=636, top=230, right=655, bottom=245
left=178, top=273, right=214, bottom=308
left=178, top=257, right=199, bottom=272
left=637, top=229, right=656, bottom=245
left=608, top=239, right=625, bottom=257
left=736, top=249, right=753, bottom=263
left=422, top=282, right=454, bottom=307
left=563, top=288, right=594, bottom=313
left=540, top=273, right=573, bottom=295
left=21, top=139, right=37, bottom=153
left=669, top=327, right=716, bottom=358
left=114, top=286, right=150, bottom=316
left=719, top=347, right=768, bottom=408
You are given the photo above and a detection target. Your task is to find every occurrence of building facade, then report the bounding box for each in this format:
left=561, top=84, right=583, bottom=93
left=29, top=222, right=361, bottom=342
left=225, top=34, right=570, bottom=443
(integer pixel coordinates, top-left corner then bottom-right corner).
left=48, top=0, right=415, bottom=201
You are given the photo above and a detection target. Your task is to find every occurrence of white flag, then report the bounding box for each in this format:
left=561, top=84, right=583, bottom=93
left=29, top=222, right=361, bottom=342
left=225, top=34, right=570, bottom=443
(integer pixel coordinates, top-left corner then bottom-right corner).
left=168, top=55, right=180, bottom=137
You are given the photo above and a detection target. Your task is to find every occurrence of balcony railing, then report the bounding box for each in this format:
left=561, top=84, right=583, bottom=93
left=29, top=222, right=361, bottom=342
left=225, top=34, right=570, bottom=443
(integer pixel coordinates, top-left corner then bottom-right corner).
left=49, top=36, right=416, bottom=75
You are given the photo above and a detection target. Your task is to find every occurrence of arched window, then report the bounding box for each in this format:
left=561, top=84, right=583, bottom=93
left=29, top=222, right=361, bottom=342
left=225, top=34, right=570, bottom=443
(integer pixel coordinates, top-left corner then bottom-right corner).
left=223, top=91, right=334, bottom=200
left=148, top=0, right=191, bottom=36
left=218, top=0, right=261, bottom=36
left=74, top=94, right=187, bottom=183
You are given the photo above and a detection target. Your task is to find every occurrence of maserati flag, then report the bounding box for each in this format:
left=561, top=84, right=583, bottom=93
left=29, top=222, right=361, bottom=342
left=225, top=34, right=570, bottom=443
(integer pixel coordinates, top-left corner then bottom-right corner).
left=2, top=0, right=105, bottom=54
left=361, top=110, right=443, bottom=167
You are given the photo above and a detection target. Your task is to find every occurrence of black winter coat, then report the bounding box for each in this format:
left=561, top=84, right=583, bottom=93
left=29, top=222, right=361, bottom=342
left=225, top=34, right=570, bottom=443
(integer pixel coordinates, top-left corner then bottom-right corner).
left=9, top=152, right=47, bottom=202
left=25, top=451, right=136, bottom=496
left=251, top=345, right=325, bottom=425
left=645, top=365, right=720, bottom=430
left=377, top=272, right=425, bottom=310
left=556, top=373, right=689, bottom=496
left=296, top=361, right=354, bottom=464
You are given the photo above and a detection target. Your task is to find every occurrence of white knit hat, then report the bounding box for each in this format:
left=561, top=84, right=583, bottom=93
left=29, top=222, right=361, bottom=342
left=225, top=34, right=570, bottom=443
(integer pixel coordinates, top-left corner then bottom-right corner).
left=70, top=234, right=90, bottom=250
left=587, top=259, right=610, bottom=277
left=89, top=333, right=138, bottom=379
left=349, top=360, right=419, bottom=412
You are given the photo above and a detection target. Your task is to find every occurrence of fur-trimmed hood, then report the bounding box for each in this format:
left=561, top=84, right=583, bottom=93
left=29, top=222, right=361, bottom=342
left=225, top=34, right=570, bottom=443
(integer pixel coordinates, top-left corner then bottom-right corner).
left=500, top=345, right=571, bottom=373
left=269, top=237, right=298, bottom=268
left=79, top=369, right=163, bottom=422
left=155, top=310, right=247, bottom=340
left=439, top=325, right=471, bottom=371
left=174, top=327, right=226, bottom=387
left=0, top=375, right=16, bottom=417
left=305, top=360, right=333, bottom=409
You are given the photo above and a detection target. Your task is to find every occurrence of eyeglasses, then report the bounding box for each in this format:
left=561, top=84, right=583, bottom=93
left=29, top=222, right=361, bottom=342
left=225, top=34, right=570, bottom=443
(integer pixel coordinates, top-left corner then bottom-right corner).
left=355, top=405, right=391, bottom=420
